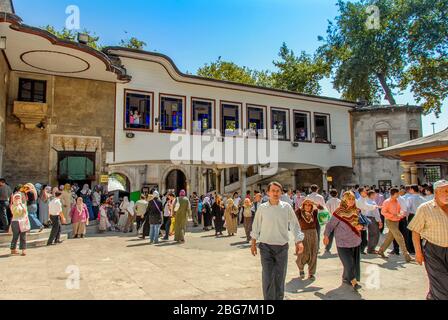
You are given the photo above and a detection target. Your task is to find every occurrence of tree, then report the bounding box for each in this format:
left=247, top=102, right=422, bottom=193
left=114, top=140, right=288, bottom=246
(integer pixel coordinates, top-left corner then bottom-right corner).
left=197, top=57, right=272, bottom=87
left=318, top=0, right=448, bottom=114
left=271, top=43, right=330, bottom=95
left=119, top=37, right=147, bottom=50
left=43, top=25, right=101, bottom=50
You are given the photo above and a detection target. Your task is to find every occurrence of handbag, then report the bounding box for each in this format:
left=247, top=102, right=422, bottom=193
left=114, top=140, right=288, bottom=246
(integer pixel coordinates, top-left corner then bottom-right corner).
left=18, top=215, right=31, bottom=233
left=358, top=213, right=371, bottom=226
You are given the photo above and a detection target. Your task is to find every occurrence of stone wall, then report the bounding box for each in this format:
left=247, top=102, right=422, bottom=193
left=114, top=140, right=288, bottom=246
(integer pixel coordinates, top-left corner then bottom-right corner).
left=351, top=107, right=422, bottom=187
left=3, top=72, right=115, bottom=187
left=0, top=52, right=8, bottom=177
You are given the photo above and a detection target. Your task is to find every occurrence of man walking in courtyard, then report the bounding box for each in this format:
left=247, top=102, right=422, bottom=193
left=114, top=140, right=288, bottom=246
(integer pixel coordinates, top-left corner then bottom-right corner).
left=377, top=188, right=413, bottom=263
left=408, top=180, right=448, bottom=300
left=0, top=178, right=12, bottom=233
left=251, top=181, right=304, bottom=300
left=190, top=192, right=199, bottom=227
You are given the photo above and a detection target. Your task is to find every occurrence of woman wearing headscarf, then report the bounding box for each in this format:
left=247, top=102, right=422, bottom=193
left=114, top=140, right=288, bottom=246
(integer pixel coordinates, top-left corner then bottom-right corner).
left=202, top=196, right=213, bottom=232
left=118, top=196, right=130, bottom=231
left=80, top=184, right=95, bottom=221
left=242, top=198, right=254, bottom=242
left=22, top=183, right=43, bottom=232
left=173, top=190, right=191, bottom=243
left=9, top=193, right=29, bottom=256
left=38, top=185, right=52, bottom=227
left=146, top=191, right=163, bottom=244
left=295, top=199, right=319, bottom=280
left=92, top=186, right=102, bottom=222
left=324, top=191, right=363, bottom=291
left=69, top=197, right=89, bottom=238
left=61, top=184, right=73, bottom=224
left=98, top=201, right=111, bottom=233
left=211, top=195, right=224, bottom=236
left=224, top=198, right=238, bottom=236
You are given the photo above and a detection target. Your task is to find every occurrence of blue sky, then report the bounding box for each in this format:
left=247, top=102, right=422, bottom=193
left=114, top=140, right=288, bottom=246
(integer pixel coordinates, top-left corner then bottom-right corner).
left=14, top=0, right=447, bottom=135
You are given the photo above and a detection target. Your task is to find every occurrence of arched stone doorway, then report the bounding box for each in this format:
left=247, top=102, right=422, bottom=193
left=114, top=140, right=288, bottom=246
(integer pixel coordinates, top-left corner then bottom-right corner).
left=108, top=173, right=131, bottom=192
left=165, top=169, right=187, bottom=195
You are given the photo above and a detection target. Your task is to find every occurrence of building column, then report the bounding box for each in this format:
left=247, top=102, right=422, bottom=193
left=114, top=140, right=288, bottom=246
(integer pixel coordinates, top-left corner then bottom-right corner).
left=214, top=168, right=223, bottom=194
left=400, top=162, right=412, bottom=185
left=322, top=168, right=329, bottom=193
left=410, top=165, right=419, bottom=185
left=240, top=166, right=248, bottom=197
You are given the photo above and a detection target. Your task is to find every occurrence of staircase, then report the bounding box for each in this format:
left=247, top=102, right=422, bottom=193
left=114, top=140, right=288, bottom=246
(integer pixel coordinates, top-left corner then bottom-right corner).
left=0, top=228, right=69, bottom=249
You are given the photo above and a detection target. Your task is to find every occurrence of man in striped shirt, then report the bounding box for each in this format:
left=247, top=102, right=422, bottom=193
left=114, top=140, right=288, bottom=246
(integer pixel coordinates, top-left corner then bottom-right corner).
left=408, top=180, right=448, bottom=300
left=190, top=192, right=199, bottom=227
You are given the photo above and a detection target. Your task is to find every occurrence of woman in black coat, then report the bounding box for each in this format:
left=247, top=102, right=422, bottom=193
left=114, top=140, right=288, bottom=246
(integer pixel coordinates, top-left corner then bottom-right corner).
left=211, top=195, right=225, bottom=236
left=142, top=193, right=163, bottom=241
left=202, top=196, right=213, bottom=231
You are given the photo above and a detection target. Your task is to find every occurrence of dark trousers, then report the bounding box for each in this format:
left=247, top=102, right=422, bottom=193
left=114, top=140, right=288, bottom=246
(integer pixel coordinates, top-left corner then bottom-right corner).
left=423, top=241, right=448, bottom=300
left=367, top=217, right=380, bottom=253
left=379, top=209, right=385, bottom=234
left=10, top=221, right=26, bottom=250
left=259, top=243, right=289, bottom=300
left=393, top=218, right=409, bottom=254
left=316, top=222, right=321, bottom=251
left=337, top=246, right=361, bottom=282
left=163, top=216, right=172, bottom=240
left=325, top=231, right=335, bottom=252
left=0, top=201, right=9, bottom=231
left=136, top=216, right=144, bottom=232
left=406, top=214, right=416, bottom=254
left=47, top=215, right=61, bottom=245
left=360, top=230, right=368, bottom=253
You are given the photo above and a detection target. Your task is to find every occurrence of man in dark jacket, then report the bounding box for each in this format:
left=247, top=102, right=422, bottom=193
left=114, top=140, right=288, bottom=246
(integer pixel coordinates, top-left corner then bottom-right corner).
left=145, top=191, right=163, bottom=244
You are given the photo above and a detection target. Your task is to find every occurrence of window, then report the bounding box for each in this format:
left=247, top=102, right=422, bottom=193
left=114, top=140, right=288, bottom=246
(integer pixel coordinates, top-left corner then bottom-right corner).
left=293, top=111, right=311, bottom=142
left=378, top=180, right=392, bottom=189
left=192, top=99, right=214, bottom=134
left=423, top=166, right=441, bottom=183
left=271, top=108, right=289, bottom=140
left=376, top=131, right=389, bottom=150
left=246, top=105, right=265, bottom=138
left=221, top=102, right=241, bottom=136
left=225, top=167, right=240, bottom=185
left=125, top=91, right=153, bottom=131
left=314, top=113, right=330, bottom=143
left=410, top=130, right=419, bottom=140
left=160, top=95, right=185, bottom=132
left=18, top=78, right=46, bottom=103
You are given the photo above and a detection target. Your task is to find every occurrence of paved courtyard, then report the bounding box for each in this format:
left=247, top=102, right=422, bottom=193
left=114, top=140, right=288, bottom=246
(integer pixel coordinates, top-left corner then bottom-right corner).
left=0, top=224, right=428, bottom=300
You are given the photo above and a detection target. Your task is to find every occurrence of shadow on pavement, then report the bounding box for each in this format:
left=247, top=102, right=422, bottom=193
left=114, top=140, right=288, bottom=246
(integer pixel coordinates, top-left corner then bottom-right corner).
left=319, top=252, right=339, bottom=260
left=314, top=284, right=363, bottom=300
left=362, top=259, right=408, bottom=271
left=286, top=278, right=324, bottom=294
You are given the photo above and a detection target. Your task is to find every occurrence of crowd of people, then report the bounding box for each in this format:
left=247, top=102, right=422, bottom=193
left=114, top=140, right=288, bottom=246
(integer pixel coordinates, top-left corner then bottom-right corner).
left=1, top=177, right=447, bottom=301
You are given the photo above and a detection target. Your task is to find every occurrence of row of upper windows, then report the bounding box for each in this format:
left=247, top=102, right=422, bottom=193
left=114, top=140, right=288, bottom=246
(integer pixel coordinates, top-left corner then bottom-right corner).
left=124, top=90, right=332, bottom=143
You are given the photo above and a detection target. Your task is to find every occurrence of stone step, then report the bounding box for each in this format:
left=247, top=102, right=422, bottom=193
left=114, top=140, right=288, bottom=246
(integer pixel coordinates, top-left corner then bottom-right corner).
left=0, top=229, right=53, bottom=244
left=0, top=233, right=68, bottom=248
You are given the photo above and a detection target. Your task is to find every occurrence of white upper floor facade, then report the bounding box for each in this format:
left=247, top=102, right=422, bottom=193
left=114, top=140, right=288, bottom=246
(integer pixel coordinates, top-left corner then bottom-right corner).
left=108, top=48, right=356, bottom=170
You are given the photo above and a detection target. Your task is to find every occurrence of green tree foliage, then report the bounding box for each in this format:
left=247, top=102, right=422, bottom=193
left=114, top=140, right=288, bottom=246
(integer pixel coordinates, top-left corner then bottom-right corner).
left=43, top=25, right=101, bottom=50
left=119, top=37, right=147, bottom=50
left=197, top=57, right=272, bottom=87
left=271, top=43, right=330, bottom=95
left=318, top=0, right=447, bottom=114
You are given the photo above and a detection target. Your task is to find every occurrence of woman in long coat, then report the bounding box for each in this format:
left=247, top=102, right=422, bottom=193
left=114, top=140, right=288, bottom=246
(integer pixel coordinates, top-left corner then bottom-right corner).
left=174, top=190, right=191, bottom=243
left=38, top=186, right=52, bottom=226
left=224, top=198, right=238, bottom=236
left=202, top=196, right=213, bottom=231
left=211, top=195, right=224, bottom=236
left=295, top=199, right=319, bottom=280
left=61, top=184, right=73, bottom=224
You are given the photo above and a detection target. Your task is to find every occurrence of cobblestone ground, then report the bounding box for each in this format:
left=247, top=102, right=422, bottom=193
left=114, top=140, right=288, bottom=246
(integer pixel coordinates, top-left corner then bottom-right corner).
left=0, top=224, right=428, bottom=300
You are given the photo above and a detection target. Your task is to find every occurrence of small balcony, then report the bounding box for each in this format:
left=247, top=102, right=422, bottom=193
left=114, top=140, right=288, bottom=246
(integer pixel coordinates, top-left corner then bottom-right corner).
left=13, top=101, right=48, bottom=129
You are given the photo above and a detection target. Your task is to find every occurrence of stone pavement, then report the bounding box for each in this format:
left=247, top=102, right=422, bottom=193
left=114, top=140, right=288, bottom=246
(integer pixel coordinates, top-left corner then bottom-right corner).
left=0, top=224, right=428, bottom=300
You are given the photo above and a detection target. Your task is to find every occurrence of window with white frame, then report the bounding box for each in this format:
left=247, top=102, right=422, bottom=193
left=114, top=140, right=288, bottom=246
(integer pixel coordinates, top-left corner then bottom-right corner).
left=221, top=103, right=241, bottom=136
left=192, top=99, right=214, bottom=134
left=160, top=95, right=185, bottom=132
left=246, top=105, right=265, bottom=138
left=271, top=108, right=289, bottom=140
left=314, top=113, right=330, bottom=143
left=125, top=91, right=153, bottom=131
left=293, top=111, right=311, bottom=142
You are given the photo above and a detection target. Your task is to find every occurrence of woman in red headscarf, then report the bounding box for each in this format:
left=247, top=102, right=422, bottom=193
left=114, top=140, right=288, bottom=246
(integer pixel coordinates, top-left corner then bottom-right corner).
left=323, top=191, right=363, bottom=291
